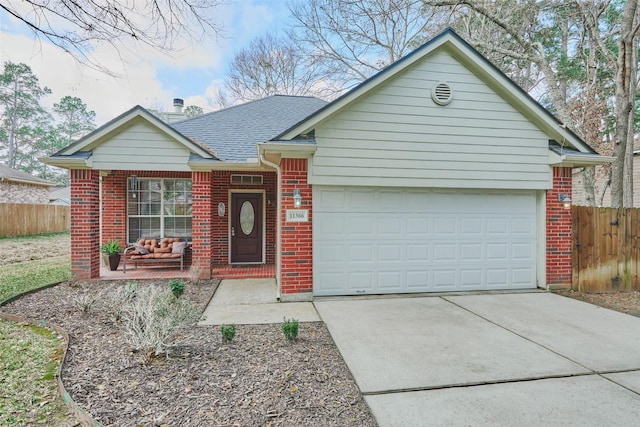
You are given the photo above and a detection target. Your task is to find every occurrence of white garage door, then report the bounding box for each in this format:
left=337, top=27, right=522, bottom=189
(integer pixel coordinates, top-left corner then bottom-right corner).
left=313, top=187, right=538, bottom=296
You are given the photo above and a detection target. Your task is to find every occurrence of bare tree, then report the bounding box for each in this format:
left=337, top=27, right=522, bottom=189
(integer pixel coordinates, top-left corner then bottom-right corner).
left=221, top=32, right=337, bottom=104
left=289, top=0, right=449, bottom=93
left=1, top=0, right=222, bottom=72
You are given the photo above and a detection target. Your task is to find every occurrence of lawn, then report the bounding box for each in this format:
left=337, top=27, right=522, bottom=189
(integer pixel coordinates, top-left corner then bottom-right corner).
left=0, top=233, right=75, bottom=425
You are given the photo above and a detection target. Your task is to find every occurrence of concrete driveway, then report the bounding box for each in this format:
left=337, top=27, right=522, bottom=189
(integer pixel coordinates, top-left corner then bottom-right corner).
left=314, top=292, right=640, bottom=426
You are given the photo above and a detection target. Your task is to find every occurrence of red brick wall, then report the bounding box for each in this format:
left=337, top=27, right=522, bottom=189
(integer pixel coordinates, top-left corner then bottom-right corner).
left=192, top=171, right=213, bottom=279
left=70, top=169, right=276, bottom=279
left=547, top=167, right=572, bottom=285
left=210, top=170, right=277, bottom=265
left=70, top=169, right=100, bottom=280
left=280, top=159, right=312, bottom=294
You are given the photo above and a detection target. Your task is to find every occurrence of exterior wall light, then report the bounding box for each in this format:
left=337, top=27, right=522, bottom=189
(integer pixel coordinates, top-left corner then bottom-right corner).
left=293, top=189, right=302, bottom=208
left=130, top=175, right=138, bottom=198
left=557, top=193, right=571, bottom=209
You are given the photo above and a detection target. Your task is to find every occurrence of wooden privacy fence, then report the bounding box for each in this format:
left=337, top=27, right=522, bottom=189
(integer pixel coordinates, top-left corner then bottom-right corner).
left=0, top=203, right=70, bottom=237
left=572, top=206, right=640, bottom=292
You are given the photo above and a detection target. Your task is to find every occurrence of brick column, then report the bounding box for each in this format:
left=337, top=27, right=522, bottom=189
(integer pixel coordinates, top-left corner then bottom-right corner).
left=280, top=158, right=312, bottom=297
left=70, top=169, right=100, bottom=280
left=546, top=166, right=572, bottom=286
left=192, top=171, right=213, bottom=279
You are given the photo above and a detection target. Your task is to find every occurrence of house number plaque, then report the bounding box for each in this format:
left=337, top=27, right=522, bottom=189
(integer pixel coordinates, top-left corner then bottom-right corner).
left=286, top=209, right=308, bottom=222
left=218, top=202, right=225, bottom=217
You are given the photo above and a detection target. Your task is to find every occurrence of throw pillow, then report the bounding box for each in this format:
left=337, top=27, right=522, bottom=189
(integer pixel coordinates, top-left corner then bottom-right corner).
left=172, top=241, right=187, bottom=254
left=135, top=245, right=149, bottom=255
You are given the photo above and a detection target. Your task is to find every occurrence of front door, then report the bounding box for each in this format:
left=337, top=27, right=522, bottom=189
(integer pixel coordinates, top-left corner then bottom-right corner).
left=231, top=193, right=263, bottom=263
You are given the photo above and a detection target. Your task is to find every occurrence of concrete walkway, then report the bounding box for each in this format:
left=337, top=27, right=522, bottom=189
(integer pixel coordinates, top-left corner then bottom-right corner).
left=315, top=292, right=640, bottom=426
left=199, top=278, right=320, bottom=325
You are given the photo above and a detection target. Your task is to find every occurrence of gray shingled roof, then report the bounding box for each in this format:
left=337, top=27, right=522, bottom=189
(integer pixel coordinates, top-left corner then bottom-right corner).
left=0, top=164, right=55, bottom=185
left=172, top=95, right=327, bottom=162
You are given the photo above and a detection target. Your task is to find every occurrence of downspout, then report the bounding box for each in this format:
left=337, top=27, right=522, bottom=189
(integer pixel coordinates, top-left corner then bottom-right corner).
left=258, top=151, right=282, bottom=301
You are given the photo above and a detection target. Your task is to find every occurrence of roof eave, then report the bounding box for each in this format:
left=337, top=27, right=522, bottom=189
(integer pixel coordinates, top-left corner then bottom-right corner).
left=187, top=160, right=271, bottom=172
left=0, top=177, right=56, bottom=187
left=258, top=142, right=317, bottom=158
left=40, top=156, right=92, bottom=169
left=549, top=151, right=615, bottom=167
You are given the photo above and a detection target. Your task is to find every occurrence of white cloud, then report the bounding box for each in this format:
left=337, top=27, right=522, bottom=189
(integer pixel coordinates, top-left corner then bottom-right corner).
left=0, top=0, right=291, bottom=126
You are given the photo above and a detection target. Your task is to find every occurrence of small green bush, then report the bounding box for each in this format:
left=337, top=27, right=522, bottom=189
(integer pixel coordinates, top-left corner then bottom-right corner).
left=220, top=324, right=236, bottom=342
left=281, top=318, right=299, bottom=341
left=169, top=279, right=185, bottom=298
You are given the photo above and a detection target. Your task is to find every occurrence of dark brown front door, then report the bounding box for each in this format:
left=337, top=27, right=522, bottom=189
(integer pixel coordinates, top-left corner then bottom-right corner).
left=231, top=193, right=263, bottom=263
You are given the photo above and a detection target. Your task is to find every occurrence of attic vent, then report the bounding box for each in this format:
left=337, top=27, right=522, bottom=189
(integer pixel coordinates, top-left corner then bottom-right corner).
left=231, top=174, right=263, bottom=185
left=431, top=82, right=453, bottom=106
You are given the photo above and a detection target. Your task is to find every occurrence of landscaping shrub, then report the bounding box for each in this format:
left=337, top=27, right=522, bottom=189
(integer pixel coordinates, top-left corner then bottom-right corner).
left=169, top=279, right=185, bottom=298
left=120, top=285, right=201, bottom=362
left=281, top=318, right=299, bottom=341
left=220, top=324, right=236, bottom=342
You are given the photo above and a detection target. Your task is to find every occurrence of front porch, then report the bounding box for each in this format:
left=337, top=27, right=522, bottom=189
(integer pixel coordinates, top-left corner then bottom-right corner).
left=98, top=264, right=276, bottom=281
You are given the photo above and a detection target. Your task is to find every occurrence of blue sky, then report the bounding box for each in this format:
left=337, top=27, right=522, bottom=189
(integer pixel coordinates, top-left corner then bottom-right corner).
left=0, top=0, right=292, bottom=125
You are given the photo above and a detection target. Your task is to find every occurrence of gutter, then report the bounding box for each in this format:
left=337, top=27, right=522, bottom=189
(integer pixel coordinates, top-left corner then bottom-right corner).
left=258, top=151, right=282, bottom=301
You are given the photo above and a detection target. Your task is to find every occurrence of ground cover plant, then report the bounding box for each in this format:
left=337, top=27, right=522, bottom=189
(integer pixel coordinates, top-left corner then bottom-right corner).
left=0, top=321, right=73, bottom=426
left=0, top=233, right=75, bottom=425
left=0, top=232, right=71, bottom=302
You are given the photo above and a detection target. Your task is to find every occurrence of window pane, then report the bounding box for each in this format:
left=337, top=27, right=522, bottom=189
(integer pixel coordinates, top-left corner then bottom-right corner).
left=128, top=217, right=161, bottom=241
left=127, top=178, right=191, bottom=244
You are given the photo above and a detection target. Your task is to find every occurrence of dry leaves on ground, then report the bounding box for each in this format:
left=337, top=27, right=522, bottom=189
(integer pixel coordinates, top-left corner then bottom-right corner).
left=2, top=280, right=377, bottom=427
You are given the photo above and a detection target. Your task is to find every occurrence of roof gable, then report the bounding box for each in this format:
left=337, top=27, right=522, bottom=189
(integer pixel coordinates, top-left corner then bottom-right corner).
left=275, top=29, right=595, bottom=155
left=49, top=106, right=217, bottom=164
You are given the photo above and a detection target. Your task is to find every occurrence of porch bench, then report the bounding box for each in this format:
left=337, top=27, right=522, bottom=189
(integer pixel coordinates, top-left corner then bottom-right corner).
left=123, top=238, right=188, bottom=273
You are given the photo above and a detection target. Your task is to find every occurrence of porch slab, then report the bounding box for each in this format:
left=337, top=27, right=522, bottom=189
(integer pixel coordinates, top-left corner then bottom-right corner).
left=199, top=278, right=320, bottom=325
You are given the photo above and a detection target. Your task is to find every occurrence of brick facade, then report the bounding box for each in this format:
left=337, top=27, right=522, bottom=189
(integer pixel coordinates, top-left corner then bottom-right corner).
left=0, top=181, right=51, bottom=204
left=546, top=166, right=573, bottom=285
left=279, top=159, right=313, bottom=295
left=73, top=169, right=276, bottom=279
left=210, top=171, right=277, bottom=265
left=70, top=169, right=100, bottom=280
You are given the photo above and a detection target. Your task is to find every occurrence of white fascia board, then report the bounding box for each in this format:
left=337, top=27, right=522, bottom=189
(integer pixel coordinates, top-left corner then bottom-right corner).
left=39, top=156, right=92, bottom=169
left=549, top=150, right=615, bottom=167
left=187, top=160, right=271, bottom=172
left=258, top=142, right=317, bottom=158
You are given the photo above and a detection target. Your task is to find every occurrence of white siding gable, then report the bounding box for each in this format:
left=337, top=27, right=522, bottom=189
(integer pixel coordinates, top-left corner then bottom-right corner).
left=311, top=49, right=552, bottom=190
left=91, top=120, right=192, bottom=171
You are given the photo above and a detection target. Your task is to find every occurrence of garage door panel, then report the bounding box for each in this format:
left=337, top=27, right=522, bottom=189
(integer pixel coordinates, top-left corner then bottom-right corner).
left=378, top=271, right=403, bottom=290
left=406, top=270, right=430, bottom=288
left=314, top=187, right=537, bottom=296
left=348, top=272, right=374, bottom=291
left=379, top=244, right=402, bottom=262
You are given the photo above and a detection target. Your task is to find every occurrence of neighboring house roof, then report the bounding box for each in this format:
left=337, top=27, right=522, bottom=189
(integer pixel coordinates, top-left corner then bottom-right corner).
left=272, top=28, right=602, bottom=162
left=172, top=95, right=328, bottom=162
left=48, top=187, right=71, bottom=205
left=0, top=164, right=55, bottom=186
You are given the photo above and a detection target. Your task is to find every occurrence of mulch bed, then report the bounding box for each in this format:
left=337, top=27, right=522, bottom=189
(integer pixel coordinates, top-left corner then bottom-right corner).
left=1, top=280, right=377, bottom=426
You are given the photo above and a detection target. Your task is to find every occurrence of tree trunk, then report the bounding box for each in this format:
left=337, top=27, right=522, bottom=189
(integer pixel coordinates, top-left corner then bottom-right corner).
left=610, top=0, right=639, bottom=207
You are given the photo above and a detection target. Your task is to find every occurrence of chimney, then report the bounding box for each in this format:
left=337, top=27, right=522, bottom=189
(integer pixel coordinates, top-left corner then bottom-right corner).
left=173, top=98, right=184, bottom=113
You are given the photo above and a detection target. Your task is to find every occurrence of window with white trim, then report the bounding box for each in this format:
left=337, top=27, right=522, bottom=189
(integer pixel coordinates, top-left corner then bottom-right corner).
left=127, top=178, right=192, bottom=243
